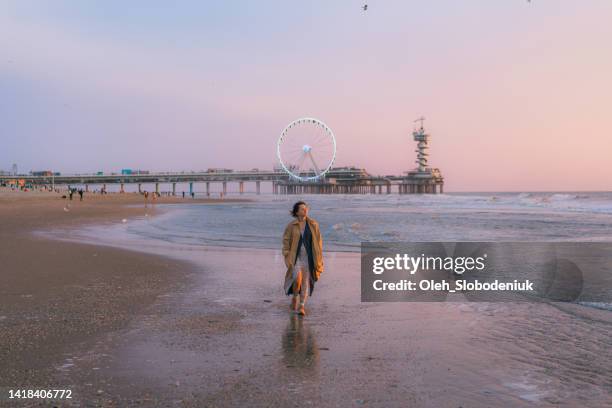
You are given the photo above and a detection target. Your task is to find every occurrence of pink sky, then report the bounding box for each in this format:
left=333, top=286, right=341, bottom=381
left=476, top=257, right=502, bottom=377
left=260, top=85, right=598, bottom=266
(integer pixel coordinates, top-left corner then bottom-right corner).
left=1, top=1, right=611, bottom=191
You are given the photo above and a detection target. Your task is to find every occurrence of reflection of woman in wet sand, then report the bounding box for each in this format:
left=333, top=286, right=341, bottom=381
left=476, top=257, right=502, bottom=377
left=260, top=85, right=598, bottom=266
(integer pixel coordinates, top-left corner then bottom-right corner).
left=282, top=314, right=320, bottom=370
left=282, top=201, right=324, bottom=316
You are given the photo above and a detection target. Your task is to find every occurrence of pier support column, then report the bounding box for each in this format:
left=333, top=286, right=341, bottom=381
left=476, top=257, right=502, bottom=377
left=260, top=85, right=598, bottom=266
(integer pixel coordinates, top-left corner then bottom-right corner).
left=189, top=182, right=193, bottom=197
left=85, top=184, right=89, bottom=192
left=239, top=181, right=244, bottom=194
left=256, top=181, right=261, bottom=195
left=206, top=182, right=210, bottom=197
left=222, top=181, right=227, bottom=195
left=138, top=183, right=142, bottom=193
left=386, top=184, right=391, bottom=194
left=172, top=183, right=176, bottom=196
left=155, top=183, right=159, bottom=195
left=120, top=183, right=125, bottom=193
left=440, top=184, right=443, bottom=194
left=103, top=183, right=106, bottom=193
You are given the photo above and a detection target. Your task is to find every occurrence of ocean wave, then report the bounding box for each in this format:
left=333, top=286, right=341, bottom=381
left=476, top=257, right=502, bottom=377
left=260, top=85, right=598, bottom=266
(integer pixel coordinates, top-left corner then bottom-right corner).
left=577, top=302, right=612, bottom=312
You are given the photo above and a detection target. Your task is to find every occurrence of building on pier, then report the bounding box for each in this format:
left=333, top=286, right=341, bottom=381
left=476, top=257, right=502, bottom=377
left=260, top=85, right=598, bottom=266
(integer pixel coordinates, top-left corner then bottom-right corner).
left=274, top=120, right=444, bottom=194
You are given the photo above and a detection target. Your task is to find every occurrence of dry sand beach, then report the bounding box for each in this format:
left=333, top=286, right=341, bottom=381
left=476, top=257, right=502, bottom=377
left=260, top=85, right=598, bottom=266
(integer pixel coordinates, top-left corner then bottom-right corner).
left=1, top=189, right=611, bottom=407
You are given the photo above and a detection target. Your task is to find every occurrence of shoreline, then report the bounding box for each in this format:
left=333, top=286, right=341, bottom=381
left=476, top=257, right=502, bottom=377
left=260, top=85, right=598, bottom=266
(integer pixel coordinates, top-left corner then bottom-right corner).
left=36, top=197, right=612, bottom=317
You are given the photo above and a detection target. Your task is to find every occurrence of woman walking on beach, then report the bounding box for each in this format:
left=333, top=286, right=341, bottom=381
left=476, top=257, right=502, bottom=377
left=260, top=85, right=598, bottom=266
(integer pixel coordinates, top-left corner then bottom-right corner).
left=282, top=201, right=324, bottom=316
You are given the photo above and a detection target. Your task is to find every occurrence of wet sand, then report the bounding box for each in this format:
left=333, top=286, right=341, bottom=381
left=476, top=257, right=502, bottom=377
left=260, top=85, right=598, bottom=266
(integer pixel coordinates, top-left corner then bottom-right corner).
left=0, top=189, right=248, bottom=407
left=1, top=189, right=611, bottom=407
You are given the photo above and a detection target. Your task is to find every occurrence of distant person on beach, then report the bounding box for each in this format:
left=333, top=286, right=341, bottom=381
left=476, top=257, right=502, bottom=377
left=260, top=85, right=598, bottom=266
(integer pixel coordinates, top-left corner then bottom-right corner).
left=78, top=189, right=83, bottom=201
left=69, top=188, right=74, bottom=200
left=144, top=191, right=149, bottom=208
left=282, top=201, right=324, bottom=316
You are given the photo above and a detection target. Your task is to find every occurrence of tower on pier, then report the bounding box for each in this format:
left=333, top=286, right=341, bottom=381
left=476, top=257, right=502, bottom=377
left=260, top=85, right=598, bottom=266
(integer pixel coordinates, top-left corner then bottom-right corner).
left=412, top=116, right=429, bottom=173
left=398, top=116, right=444, bottom=193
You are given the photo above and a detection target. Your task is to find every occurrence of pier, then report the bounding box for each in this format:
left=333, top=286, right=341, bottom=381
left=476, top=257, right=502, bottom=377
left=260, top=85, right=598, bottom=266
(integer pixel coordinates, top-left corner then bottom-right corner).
left=0, top=166, right=443, bottom=195
left=1, top=122, right=443, bottom=195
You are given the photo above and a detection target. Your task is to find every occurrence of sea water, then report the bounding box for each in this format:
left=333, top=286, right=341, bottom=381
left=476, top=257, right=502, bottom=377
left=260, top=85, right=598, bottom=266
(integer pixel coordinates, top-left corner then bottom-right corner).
left=124, top=191, right=612, bottom=252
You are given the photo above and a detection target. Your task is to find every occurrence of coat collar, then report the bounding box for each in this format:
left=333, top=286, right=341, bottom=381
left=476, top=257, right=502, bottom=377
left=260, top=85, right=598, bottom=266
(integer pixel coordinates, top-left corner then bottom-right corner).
left=291, top=216, right=317, bottom=226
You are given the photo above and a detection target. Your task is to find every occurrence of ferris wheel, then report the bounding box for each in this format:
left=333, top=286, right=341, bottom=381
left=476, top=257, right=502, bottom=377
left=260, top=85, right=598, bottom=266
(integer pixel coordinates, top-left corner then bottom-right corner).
left=277, top=117, right=336, bottom=181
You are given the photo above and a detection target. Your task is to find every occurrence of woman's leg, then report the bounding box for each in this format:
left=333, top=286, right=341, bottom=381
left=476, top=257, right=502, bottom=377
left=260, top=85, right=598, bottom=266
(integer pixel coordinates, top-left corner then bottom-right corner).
left=299, top=267, right=310, bottom=306
left=291, top=266, right=302, bottom=310
left=292, top=268, right=302, bottom=294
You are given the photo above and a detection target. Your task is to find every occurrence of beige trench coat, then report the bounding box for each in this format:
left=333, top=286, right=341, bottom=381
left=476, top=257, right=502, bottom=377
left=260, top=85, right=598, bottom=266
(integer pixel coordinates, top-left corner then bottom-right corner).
left=282, top=216, right=324, bottom=293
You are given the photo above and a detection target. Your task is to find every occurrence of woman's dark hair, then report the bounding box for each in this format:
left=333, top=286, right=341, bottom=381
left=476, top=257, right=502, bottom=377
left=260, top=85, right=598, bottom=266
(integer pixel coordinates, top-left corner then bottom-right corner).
left=290, top=201, right=307, bottom=218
